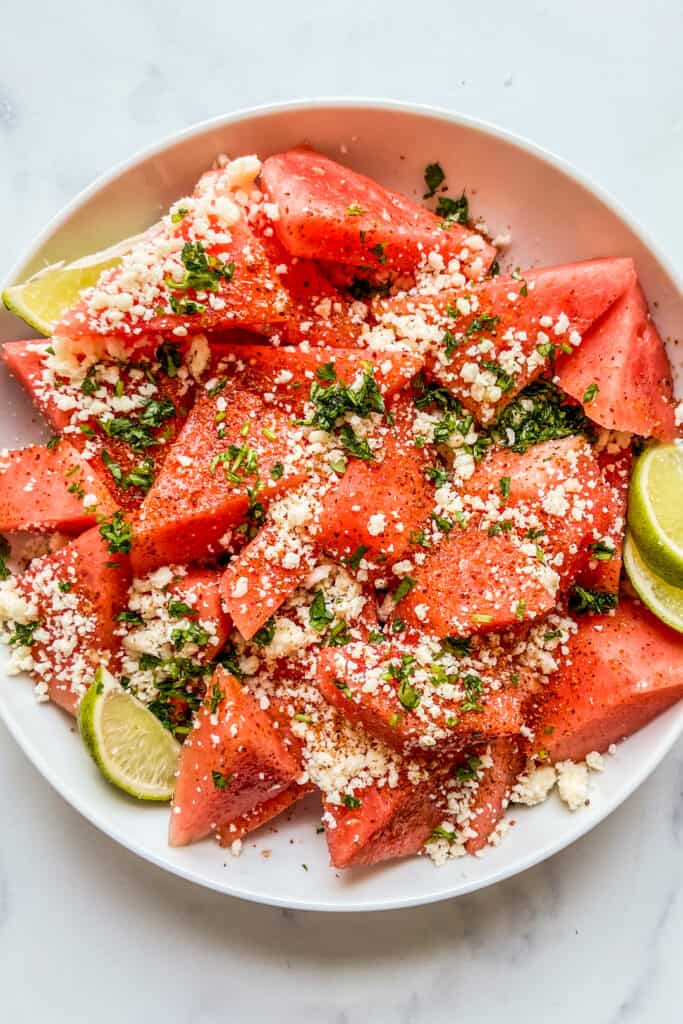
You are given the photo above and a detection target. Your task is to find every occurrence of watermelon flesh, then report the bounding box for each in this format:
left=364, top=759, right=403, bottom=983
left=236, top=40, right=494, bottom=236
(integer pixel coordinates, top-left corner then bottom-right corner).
left=13, top=527, right=132, bottom=714
left=208, top=342, right=424, bottom=420
left=555, top=280, right=679, bottom=441
left=2, top=338, right=196, bottom=512
left=262, top=148, right=496, bottom=279
left=576, top=443, right=632, bottom=595
left=377, top=257, right=636, bottom=424
left=131, top=386, right=307, bottom=574
left=0, top=440, right=118, bottom=533
left=464, top=737, right=527, bottom=854
left=323, top=773, right=445, bottom=869
left=316, top=644, right=525, bottom=759
left=167, top=567, right=233, bottom=661
left=169, top=668, right=301, bottom=846
left=534, top=599, right=683, bottom=762
left=400, top=437, right=614, bottom=637
left=56, top=165, right=291, bottom=343
left=256, top=229, right=364, bottom=347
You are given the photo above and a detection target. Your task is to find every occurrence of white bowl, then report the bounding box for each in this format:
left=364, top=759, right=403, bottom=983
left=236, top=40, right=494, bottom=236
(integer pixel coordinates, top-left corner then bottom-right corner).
left=1, top=99, right=681, bottom=912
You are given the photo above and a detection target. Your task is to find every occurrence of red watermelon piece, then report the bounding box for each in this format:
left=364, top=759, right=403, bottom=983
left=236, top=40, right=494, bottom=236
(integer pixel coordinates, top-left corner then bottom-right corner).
left=377, top=257, right=636, bottom=424
left=167, top=567, right=233, bottom=660
left=323, top=772, right=445, bottom=868
left=262, top=148, right=496, bottom=279
left=257, top=229, right=364, bottom=347
left=216, top=782, right=314, bottom=846
left=577, top=443, right=632, bottom=595
left=169, top=668, right=300, bottom=846
left=0, top=440, right=118, bottom=533
left=220, top=520, right=315, bottom=642
left=555, top=280, right=679, bottom=441
left=131, top=386, right=307, bottom=574
left=317, top=643, right=525, bottom=758
left=209, top=342, right=423, bottom=419
left=464, top=737, right=526, bottom=854
left=56, top=167, right=291, bottom=343
left=2, top=339, right=196, bottom=512
left=317, top=393, right=435, bottom=564
left=13, top=527, right=131, bottom=714
left=400, top=436, right=614, bottom=637
left=534, top=598, right=683, bottom=762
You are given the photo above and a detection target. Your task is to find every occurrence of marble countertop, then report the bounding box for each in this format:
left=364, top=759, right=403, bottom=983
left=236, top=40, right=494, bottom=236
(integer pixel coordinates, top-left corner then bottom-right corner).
left=1, top=2, right=682, bottom=1021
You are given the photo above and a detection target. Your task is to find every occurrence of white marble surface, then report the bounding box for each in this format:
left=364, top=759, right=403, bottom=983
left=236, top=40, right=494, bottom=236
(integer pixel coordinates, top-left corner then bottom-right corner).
left=1, top=1, right=683, bottom=1020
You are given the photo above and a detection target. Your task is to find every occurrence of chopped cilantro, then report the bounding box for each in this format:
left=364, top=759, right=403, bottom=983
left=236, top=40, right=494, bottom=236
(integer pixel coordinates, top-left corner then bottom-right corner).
left=99, top=511, right=133, bottom=554
left=252, top=617, right=276, bottom=646
left=393, top=576, right=417, bottom=604
left=436, top=192, right=468, bottom=225
left=588, top=540, right=615, bottom=561
left=344, top=544, right=369, bottom=571
left=316, top=362, right=337, bottom=382
left=167, top=597, right=195, bottom=619
left=342, top=794, right=361, bottom=809
left=583, top=382, right=599, bottom=404
left=170, top=621, right=209, bottom=649
left=156, top=342, right=182, bottom=378
left=8, top=620, right=41, bottom=647
left=455, top=755, right=483, bottom=783
left=568, top=586, right=618, bottom=615
left=423, top=162, right=446, bottom=199
left=212, top=770, right=233, bottom=791
left=309, top=590, right=334, bottom=633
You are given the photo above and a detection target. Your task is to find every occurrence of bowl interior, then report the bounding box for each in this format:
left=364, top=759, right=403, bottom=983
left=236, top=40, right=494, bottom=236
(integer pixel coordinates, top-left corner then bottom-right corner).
left=1, top=101, right=682, bottom=911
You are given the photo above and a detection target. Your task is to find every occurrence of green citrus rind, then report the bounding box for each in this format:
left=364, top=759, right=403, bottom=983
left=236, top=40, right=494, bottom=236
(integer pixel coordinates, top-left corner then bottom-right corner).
left=623, top=532, right=683, bottom=634
left=78, top=666, right=180, bottom=801
left=627, top=443, right=683, bottom=588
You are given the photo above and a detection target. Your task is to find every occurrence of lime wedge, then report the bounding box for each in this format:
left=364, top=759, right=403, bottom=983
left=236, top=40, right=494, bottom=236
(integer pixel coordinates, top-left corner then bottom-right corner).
left=78, top=666, right=180, bottom=801
left=2, top=233, right=144, bottom=336
left=623, top=532, right=683, bottom=633
left=627, top=443, right=683, bottom=587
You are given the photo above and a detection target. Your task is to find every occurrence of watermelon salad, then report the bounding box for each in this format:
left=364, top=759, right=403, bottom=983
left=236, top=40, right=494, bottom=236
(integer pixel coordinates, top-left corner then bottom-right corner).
left=0, top=148, right=682, bottom=870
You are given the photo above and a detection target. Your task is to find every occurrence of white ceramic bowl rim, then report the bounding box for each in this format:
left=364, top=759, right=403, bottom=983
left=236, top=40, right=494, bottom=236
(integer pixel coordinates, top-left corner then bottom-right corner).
left=2, top=97, right=682, bottom=912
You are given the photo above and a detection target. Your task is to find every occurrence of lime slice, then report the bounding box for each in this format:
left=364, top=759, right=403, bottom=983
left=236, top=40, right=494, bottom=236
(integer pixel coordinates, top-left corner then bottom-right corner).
left=78, top=666, right=180, bottom=801
left=623, top=532, right=683, bottom=633
left=627, top=443, right=683, bottom=587
left=2, top=233, right=144, bottom=336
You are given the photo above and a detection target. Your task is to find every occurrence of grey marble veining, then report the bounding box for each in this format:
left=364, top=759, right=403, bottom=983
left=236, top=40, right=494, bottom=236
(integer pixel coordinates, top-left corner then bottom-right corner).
left=1, top=2, right=683, bottom=1021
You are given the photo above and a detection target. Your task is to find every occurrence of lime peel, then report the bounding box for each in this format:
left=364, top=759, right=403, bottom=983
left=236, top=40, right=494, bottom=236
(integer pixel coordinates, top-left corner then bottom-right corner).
left=627, top=443, right=683, bottom=587
left=78, top=665, right=180, bottom=801
left=623, top=532, right=683, bottom=634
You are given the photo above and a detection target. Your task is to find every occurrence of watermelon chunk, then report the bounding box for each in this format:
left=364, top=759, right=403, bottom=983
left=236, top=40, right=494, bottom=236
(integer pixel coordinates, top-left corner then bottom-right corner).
left=464, top=737, right=526, bottom=854
left=377, top=257, right=636, bottom=424
left=257, top=229, right=363, bottom=347
left=3, top=340, right=73, bottom=430
left=400, top=436, right=614, bottom=636
left=216, top=782, right=314, bottom=846
left=323, top=772, right=445, bottom=868
left=169, top=667, right=300, bottom=846
left=209, top=342, right=423, bottom=419
left=13, top=527, right=131, bottom=714
left=220, top=520, right=315, bottom=642
left=2, top=339, right=196, bottom=512
left=0, top=440, right=118, bottom=533
left=131, top=387, right=306, bottom=574
left=534, top=598, right=683, bottom=762
left=555, top=280, right=679, bottom=441
left=577, top=443, right=632, bottom=594
left=56, top=165, right=291, bottom=343
left=167, top=567, right=233, bottom=660
left=262, top=148, right=496, bottom=279
left=317, top=393, right=435, bottom=564
left=317, top=642, right=525, bottom=758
